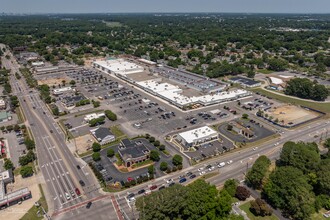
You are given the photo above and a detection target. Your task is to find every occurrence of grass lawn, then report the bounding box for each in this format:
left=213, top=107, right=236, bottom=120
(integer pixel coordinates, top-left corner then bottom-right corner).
left=311, top=209, right=327, bottom=220
left=21, top=184, right=48, bottom=220
left=240, top=202, right=278, bottom=220
left=257, top=69, right=274, bottom=74
left=110, top=125, right=126, bottom=138
left=251, top=88, right=330, bottom=114
left=16, top=106, right=25, bottom=123
left=200, top=171, right=219, bottom=180
left=131, top=159, right=153, bottom=169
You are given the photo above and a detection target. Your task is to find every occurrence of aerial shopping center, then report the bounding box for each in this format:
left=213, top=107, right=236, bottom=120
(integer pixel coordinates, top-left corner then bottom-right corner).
left=93, top=58, right=251, bottom=110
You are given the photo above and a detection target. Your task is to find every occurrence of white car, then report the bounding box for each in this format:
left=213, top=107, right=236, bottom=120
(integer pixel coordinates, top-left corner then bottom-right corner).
left=165, top=178, right=173, bottom=184
left=199, top=171, right=206, bottom=176
left=208, top=166, right=215, bottom=171
left=65, top=192, right=71, bottom=200
left=197, top=167, right=204, bottom=172
left=227, top=160, right=233, bottom=165
left=218, top=162, right=226, bottom=168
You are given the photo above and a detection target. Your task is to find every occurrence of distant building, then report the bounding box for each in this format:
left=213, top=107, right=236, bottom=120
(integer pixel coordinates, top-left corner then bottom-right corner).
left=118, top=139, right=150, bottom=167
left=0, top=112, right=12, bottom=123
left=61, top=94, right=86, bottom=108
left=31, top=61, right=44, bottom=67
left=53, top=87, right=73, bottom=95
left=229, top=77, right=261, bottom=88
left=0, top=169, right=31, bottom=208
left=0, top=99, right=6, bottom=110
left=229, top=121, right=254, bottom=139
left=84, top=113, right=105, bottom=122
left=176, top=126, right=218, bottom=148
left=90, top=127, right=115, bottom=145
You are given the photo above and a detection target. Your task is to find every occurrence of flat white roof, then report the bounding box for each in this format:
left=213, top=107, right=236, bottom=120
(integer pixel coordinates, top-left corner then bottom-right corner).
left=278, top=75, right=293, bottom=79
left=269, top=77, right=284, bottom=85
left=178, top=126, right=217, bottom=144
left=53, top=87, right=72, bottom=94
left=138, top=58, right=156, bottom=65
left=84, top=113, right=105, bottom=121
left=94, top=59, right=144, bottom=75
left=137, top=80, right=250, bottom=106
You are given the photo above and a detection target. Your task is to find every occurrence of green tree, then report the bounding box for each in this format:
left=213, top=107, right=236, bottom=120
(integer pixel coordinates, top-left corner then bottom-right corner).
left=19, top=150, right=36, bottom=166
left=24, top=138, right=35, bottom=150
left=267, top=58, right=288, bottom=71
left=150, top=150, right=160, bottom=162
left=107, top=148, right=115, bottom=157
left=104, top=110, right=117, bottom=121
left=245, top=155, right=271, bottom=189
left=92, top=152, right=101, bottom=161
left=159, top=144, right=165, bottom=151
left=20, top=166, right=34, bottom=178
left=148, top=165, right=154, bottom=175
left=172, top=154, right=183, bottom=166
left=242, top=113, right=249, bottom=119
left=263, top=166, right=315, bottom=219
left=160, top=162, right=168, bottom=171
left=223, top=179, right=238, bottom=197
left=250, top=198, right=273, bottom=217
left=316, top=159, right=330, bottom=195
left=136, top=180, right=234, bottom=220
left=3, top=158, right=14, bottom=170
left=279, top=141, right=320, bottom=174
left=92, top=142, right=101, bottom=152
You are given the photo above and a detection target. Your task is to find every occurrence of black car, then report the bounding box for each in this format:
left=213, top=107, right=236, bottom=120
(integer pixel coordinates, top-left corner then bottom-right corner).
left=138, top=189, right=146, bottom=194
left=127, top=193, right=135, bottom=199
left=190, top=174, right=197, bottom=179
left=79, top=180, right=85, bottom=187
left=159, top=186, right=166, bottom=190
left=76, top=165, right=81, bottom=169
left=86, top=202, right=92, bottom=209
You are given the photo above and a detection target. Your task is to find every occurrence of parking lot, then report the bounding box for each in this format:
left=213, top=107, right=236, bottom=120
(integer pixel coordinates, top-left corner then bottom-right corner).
left=218, top=118, right=275, bottom=143
left=83, top=138, right=172, bottom=185
left=1, top=130, right=27, bottom=167
left=62, top=112, right=115, bottom=137
left=185, top=137, right=235, bottom=162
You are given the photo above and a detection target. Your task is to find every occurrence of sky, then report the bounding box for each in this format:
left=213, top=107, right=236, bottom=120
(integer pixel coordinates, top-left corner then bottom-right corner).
left=1, top=0, right=330, bottom=14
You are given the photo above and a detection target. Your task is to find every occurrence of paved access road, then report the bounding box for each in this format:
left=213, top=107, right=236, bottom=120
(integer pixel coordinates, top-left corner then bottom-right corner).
left=1, top=45, right=103, bottom=214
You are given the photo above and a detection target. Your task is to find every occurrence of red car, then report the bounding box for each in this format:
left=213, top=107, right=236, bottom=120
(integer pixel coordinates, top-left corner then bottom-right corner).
left=75, top=188, right=81, bottom=196
left=149, top=185, right=157, bottom=190
left=127, top=177, right=134, bottom=182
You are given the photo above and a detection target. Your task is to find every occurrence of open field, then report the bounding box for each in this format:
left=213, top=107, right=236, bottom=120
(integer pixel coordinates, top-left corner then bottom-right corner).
left=240, top=202, right=278, bottom=220
left=267, top=104, right=320, bottom=126
left=251, top=88, right=330, bottom=114
left=21, top=184, right=48, bottom=220
left=37, top=77, right=69, bottom=86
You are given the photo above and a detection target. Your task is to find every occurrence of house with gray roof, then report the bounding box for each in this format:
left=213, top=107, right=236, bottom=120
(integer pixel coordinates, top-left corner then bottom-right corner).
left=90, top=127, right=115, bottom=145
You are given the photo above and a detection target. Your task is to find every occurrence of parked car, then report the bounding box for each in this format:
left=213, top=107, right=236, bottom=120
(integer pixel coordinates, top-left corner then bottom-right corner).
left=190, top=174, right=197, bottom=179
left=79, top=180, right=85, bottom=187
left=179, top=178, right=187, bottom=183
left=75, top=188, right=81, bottom=196
left=86, top=202, right=92, bottom=209
left=138, top=189, right=145, bottom=194
left=150, top=185, right=157, bottom=190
